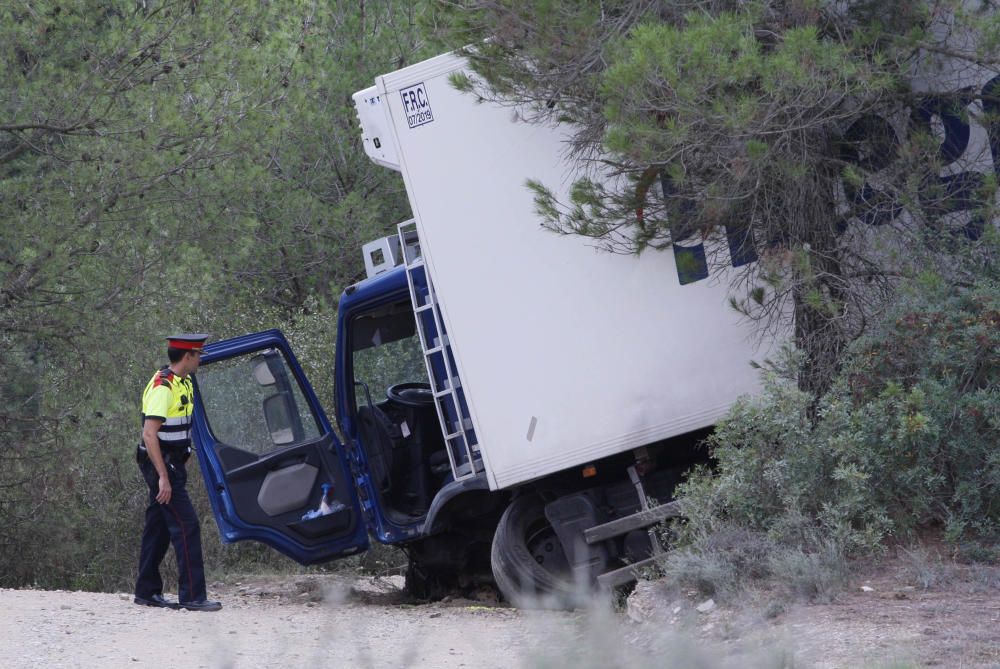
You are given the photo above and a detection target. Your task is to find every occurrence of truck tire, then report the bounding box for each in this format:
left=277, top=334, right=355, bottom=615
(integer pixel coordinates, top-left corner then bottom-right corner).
left=490, top=493, right=580, bottom=608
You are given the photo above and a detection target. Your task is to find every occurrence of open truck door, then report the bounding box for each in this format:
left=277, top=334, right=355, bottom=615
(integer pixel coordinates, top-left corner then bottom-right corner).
left=190, top=330, right=369, bottom=564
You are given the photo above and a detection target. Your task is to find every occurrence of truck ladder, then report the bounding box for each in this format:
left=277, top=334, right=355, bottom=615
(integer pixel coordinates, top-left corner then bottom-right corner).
left=398, top=220, right=484, bottom=481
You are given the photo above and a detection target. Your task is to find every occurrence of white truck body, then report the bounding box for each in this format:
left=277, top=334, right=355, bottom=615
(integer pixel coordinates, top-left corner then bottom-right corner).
left=353, top=53, right=779, bottom=491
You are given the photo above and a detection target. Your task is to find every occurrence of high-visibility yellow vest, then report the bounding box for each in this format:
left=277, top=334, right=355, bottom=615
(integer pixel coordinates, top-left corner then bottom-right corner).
left=140, top=367, right=194, bottom=452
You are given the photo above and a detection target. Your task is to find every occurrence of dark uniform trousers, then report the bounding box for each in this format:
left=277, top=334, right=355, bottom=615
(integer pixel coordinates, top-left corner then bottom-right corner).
left=135, top=447, right=207, bottom=603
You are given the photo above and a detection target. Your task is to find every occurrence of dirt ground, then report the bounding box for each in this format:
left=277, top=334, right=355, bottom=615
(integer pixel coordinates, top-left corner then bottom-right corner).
left=626, top=556, right=1000, bottom=669
left=1, top=558, right=997, bottom=669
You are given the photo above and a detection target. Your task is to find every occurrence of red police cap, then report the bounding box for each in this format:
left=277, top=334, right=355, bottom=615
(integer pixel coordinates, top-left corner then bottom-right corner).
left=166, top=333, right=209, bottom=351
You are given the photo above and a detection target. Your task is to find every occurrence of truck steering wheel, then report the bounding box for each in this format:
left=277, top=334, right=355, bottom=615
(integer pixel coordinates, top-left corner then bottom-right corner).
left=386, top=382, right=434, bottom=407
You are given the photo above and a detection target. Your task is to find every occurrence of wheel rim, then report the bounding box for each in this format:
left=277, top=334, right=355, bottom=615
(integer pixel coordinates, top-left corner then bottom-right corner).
left=525, top=516, right=570, bottom=574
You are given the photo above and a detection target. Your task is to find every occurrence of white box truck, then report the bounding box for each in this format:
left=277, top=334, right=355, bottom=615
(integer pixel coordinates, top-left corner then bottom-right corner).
left=190, top=52, right=778, bottom=604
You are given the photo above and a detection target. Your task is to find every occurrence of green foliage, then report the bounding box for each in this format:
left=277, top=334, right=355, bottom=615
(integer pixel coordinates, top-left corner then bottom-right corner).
left=1, top=0, right=429, bottom=590
left=843, top=276, right=1000, bottom=539
left=668, top=266, right=1000, bottom=598
left=677, top=363, right=893, bottom=557
left=557, top=4, right=896, bottom=266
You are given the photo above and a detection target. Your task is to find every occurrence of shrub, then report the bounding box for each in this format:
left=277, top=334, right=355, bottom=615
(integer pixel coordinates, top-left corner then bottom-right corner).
left=666, top=271, right=1000, bottom=598
left=841, top=275, right=1000, bottom=540
left=675, top=366, right=891, bottom=557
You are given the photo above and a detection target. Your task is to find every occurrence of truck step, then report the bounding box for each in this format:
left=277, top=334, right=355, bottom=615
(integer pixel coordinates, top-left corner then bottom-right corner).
left=584, top=500, right=684, bottom=545
left=596, top=555, right=664, bottom=589
left=444, top=429, right=477, bottom=442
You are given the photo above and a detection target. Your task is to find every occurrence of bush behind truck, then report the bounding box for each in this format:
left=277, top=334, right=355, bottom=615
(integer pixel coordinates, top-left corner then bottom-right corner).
left=188, top=33, right=999, bottom=605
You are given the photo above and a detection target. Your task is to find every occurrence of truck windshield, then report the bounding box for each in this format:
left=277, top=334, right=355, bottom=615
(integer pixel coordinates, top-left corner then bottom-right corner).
left=351, top=301, right=426, bottom=408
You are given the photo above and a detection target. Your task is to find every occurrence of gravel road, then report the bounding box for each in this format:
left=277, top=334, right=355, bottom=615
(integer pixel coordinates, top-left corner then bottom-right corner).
left=0, top=577, right=581, bottom=669
left=2, top=564, right=998, bottom=669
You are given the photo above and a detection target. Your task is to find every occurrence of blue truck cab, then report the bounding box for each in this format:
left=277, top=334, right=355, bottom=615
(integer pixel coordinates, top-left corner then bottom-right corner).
left=190, top=247, right=501, bottom=592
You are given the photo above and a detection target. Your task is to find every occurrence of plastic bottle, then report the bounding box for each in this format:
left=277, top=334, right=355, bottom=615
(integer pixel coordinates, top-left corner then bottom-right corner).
left=318, top=483, right=333, bottom=516
left=302, top=483, right=344, bottom=520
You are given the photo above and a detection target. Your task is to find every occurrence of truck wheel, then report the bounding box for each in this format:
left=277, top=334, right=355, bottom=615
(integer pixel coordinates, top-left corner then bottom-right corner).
left=491, top=493, right=579, bottom=608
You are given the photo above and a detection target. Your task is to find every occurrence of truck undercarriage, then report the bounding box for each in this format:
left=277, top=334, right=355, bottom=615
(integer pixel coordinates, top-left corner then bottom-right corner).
left=395, top=430, right=708, bottom=606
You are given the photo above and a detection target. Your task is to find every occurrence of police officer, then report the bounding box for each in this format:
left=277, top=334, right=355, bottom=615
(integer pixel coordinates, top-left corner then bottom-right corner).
left=133, top=334, right=221, bottom=612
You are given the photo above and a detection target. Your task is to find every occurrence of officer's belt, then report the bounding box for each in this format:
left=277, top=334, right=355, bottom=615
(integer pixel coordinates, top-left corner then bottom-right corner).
left=137, top=442, right=191, bottom=460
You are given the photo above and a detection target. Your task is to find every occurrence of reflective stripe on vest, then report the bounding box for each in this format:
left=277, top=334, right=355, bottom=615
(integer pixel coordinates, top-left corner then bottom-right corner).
left=141, top=367, right=194, bottom=449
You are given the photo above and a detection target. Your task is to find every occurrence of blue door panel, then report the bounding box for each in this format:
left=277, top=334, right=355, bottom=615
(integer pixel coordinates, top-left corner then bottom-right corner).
left=191, top=329, right=369, bottom=564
